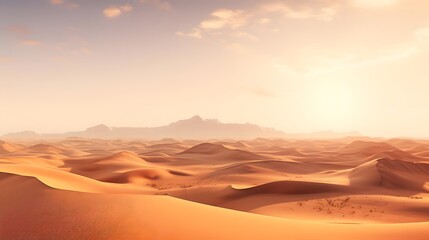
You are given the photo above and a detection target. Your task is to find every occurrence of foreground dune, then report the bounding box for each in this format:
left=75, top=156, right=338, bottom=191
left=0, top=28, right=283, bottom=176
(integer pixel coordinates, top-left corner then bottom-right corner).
left=2, top=137, right=429, bottom=239
left=1, top=174, right=429, bottom=240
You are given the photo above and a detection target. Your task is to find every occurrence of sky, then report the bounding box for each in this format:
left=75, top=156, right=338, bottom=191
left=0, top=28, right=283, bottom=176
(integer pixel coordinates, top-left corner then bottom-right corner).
left=1, top=0, right=429, bottom=138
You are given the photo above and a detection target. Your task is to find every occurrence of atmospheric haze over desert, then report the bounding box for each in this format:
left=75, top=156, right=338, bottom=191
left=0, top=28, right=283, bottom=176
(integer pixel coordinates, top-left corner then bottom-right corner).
left=2, top=0, right=429, bottom=239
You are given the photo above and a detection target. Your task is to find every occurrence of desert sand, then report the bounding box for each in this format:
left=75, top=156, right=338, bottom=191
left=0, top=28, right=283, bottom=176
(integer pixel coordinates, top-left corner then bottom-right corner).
left=1, top=137, right=429, bottom=239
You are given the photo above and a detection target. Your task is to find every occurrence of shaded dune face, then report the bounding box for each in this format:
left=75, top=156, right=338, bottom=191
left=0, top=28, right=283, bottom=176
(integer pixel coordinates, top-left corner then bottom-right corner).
left=63, top=151, right=150, bottom=173
left=27, top=143, right=65, bottom=153
left=101, top=168, right=193, bottom=184
left=337, top=141, right=420, bottom=160
left=376, top=159, right=429, bottom=191
left=3, top=138, right=429, bottom=239
left=338, top=141, right=400, bottom=154
left=179, top=143, right=231, bottom=154
left=229, top=181, right=348, bottom=195
left=0, top=140, right=22, bottom=154
left=270, top=148, right=306, bottom=157
left=349, top=158, right=429, bottom=192
left=9, top=143, right=89, bottom=157
left=62, top=151, right=192, bottom=185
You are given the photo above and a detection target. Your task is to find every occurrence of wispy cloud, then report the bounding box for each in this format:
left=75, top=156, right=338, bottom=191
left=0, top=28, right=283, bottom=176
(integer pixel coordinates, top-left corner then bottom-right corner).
left=53, top=32, right=94, bottom=57
left=103, top=7, right=122, bottom=18
left=178, top=1, right=338, bottom=39
left=140, top=0, right=171, bottom=11
left=274, top=24, right=429, bottom=78
left=415, top=26, right=429, bottom=43
left=21, top=40, right=42, bottom=46
left=259, top=2, right=337, bottom=21
left=103, top=4, right=133, bottom=18
left=177, top=9, right=249, bottom=39
left=231, top=31, right=258, bottom=41
left=349, top=0, right=401, bottom=8
left=257, top=18, right=271, bottom=25
left=7, top=25, right=32, bottom=37
left=50, top=0, right=64, bottom=4
left=49, top=0, right=79, bottom=9
left=176, top=29, right=202, bottom=39
left=200, top=9, right=249, bottom=30
left=7, top=25, right=42, bottom=47
left=249, top=87, right=277, bottom=98
left=278, top=50, right=411, bottom=78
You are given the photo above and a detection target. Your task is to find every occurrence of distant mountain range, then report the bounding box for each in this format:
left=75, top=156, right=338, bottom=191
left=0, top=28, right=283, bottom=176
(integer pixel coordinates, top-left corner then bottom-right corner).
left=2, top=115, right=360, bottom=140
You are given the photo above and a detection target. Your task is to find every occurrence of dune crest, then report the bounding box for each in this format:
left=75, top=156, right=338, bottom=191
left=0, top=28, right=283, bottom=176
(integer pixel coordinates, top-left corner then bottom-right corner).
left=178, top=143, right=266, bottom=161
left=349, top=158, right=429, bottom=191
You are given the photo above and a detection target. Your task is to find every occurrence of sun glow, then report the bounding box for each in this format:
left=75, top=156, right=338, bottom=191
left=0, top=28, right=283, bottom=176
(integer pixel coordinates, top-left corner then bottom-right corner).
left=305, top=80, right=361, bottom=131
left=350, top=0, right=401, bottom=8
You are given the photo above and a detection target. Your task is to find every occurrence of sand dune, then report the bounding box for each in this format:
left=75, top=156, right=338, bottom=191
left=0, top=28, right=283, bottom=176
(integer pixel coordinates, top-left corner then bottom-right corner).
left=208, top=160, right=348, bottom=181
left=348, top=160, right=381, bottom=186
left=407, top=144, right=429, bottom=153
left=230, top=180, right=348, bottom=195
left=2, top=137, right=429, bottom=239
left=271, top=148, right=306, bottom=156
left=146, top=143, right=188, bottom=150
left=101, top=168, right=192, bottom=184
left=62, top=151, right=193, bottom=186
left=349, top=158, right=429, bottom=192
left=27, top=143, right=66, bottom=153
left=63, top=151, right=152, bottom=179
left=0, top=140, right=21, bottom=154
left=0, top=164, right=150, bottom=194
left=2, top=174, right=429, bottom=240
left=386, top=138, right=423, bottom=150
left=377, top=158, right=429, bottom=191
left=367, top=150, right=420, bottom=161
left=210, top=160, right=298, bottom=176
left=178, top=143, right=266, bottom=161
left=339, top=141, right=401, bottom=155
left=416, top=151, right=429, bottom=158
left=14, top=143, right=88, bottom=157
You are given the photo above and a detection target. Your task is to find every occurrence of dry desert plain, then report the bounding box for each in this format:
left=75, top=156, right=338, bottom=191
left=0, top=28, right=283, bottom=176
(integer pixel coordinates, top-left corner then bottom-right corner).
left=2, top=137, right=429, bottom=239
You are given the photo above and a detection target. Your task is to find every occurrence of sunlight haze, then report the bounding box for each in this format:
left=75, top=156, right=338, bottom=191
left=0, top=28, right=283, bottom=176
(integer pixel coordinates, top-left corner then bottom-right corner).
left=1, top=0, right=429, bottom=137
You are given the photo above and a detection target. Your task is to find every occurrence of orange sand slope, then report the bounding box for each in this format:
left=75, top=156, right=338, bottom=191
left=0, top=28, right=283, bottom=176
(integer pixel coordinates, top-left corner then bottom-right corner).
left=1, top=137, right=429, bottom=239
